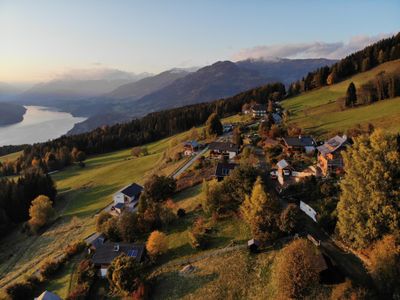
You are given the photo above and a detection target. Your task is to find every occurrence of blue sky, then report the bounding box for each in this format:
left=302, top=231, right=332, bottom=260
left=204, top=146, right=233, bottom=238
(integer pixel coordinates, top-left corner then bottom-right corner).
left=0, top=0, right=399, bottom=83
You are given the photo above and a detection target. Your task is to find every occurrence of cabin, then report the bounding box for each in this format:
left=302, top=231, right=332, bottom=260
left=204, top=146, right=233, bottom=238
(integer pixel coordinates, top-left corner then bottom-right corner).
left=209, top=142, right=239, bottom=160
left=113, top=183, right=143, bottom=210
left=35, top=291, right=62, bottom=300
left=92, top=242, right=145, bottom=277
left=317, top=135, right=349, bottom=176
left=282, top=135, right=316, bottom=154
left=183, top=140, right=200, bottom=156
left=213, top=162, right=237, bottom=181
left=251, top=104, right=267, bottom=118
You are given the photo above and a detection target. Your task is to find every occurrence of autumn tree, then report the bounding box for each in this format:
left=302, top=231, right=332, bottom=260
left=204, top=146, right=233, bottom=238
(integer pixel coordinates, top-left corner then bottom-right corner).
left=107, top=254, right=142, bottom=294
left=240, top=177, right=280, bottom=243
left=272, top=239, right=321, bottom=299
left=146, top=230, right=169, bottom=258
left=118, top=211, right=139, bottom=242
left=330, top=279, right=369, bottom=300
left=368, top=235, right=400, bottom=297
left=142, top=175, right=176, bottom=202
left=337, top=130, right=400, bottom=249
left=345, top=82, right=357, bottom=107
left=205, top=112, right=223, bottom=137
left=28, top=195, right=55, bottom=233
left=327, top=67, right=338, bottom=85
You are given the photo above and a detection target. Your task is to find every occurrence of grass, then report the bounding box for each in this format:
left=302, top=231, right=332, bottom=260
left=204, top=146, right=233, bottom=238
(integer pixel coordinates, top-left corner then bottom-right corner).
left=0, top=151, right=21, bottom=162
left=282, top=59, right=400, bottom=137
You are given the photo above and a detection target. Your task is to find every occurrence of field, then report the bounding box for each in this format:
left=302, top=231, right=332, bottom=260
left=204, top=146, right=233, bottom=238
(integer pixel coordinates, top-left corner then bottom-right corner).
left=282, top=59, right=400, bottom=137
left=0, top=151, right=21, bottom=163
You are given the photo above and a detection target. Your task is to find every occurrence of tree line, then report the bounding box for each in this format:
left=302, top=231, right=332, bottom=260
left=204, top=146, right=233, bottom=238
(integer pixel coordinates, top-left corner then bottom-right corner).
left=1, top=82, right=285, bottom=176
left=287, top=32, right=400, bottom=97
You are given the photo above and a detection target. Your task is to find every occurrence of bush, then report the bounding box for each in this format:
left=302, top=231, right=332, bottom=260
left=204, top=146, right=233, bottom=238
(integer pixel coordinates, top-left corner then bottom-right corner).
left=65, top=241, right=86, bottom=258
left=40, top=258, right=63, bottom=279
left=177, top=208, right=186, bottom=218
left=188, top=217, right=210, bottom=249
left=6, top=281, right=35, bottom=300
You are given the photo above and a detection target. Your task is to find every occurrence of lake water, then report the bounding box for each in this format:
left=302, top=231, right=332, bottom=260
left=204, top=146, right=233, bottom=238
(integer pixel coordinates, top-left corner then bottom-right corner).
left=0, top=106, right=86, bottom=146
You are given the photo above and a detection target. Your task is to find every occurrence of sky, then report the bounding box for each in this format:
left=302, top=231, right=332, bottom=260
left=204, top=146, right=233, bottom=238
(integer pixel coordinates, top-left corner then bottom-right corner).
left=0, top=0, right=399, bottom=84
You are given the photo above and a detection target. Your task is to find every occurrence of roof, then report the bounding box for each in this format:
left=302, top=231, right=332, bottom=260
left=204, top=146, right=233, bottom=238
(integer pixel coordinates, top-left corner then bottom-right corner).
left=114, top=203, right=124, bottom=209
left=184, top=140, right=199, bottom=148
left=283, top=136, right=316, bottom=148
left=85, top=232, right=106, bottom=249
left=214, top=162, right=237, bottom=177
left=35, top=291, right=62, bottom=300
left=272, top=113, right=282, bottom=123
left=92, top=242, right=145, bottom=266
left=277, top=159, right=289, bottom=169
left=251, top=104, right=267, bottom=111
left=248, top=239, right=260, bottom=246
left=118, top=183, right=143, bottom=198
left=209, top=142, right=239, bottom=153
left=317, top=135, right=349, bottom=156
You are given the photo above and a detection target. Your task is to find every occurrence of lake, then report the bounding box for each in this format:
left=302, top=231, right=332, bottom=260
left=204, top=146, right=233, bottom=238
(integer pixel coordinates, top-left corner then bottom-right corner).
left=0, top=106, right=86, bottom=146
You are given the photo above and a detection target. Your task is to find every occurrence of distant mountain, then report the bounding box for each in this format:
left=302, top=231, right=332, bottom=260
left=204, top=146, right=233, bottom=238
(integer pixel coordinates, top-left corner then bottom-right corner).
left=236, top=58, right=337, bottom=85
left=0, top=82, right=24, bottom=102
left=105, top=69, right=190, bottom=101
left=132, top=61, right=275, bottom=113
left=0, top=102, right=26, bottom=126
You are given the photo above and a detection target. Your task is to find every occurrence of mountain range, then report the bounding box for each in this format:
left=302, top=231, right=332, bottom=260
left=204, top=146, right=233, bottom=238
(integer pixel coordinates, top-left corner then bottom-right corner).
left=2, top=58, right=336, bottom=134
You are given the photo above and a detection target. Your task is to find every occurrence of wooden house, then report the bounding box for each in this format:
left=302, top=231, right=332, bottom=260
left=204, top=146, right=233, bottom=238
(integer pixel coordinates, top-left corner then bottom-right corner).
left=317, top=135, right=349, bottom=176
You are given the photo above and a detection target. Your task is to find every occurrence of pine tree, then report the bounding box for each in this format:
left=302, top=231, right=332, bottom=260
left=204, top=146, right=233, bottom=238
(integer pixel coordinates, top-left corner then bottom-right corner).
left=337, top=130, right=400, bottom=249
left=240, top=177, right=280, bottom=243
left=345, top=82, right=357, bottom=107
left=205, top=112, right=223, bottom=137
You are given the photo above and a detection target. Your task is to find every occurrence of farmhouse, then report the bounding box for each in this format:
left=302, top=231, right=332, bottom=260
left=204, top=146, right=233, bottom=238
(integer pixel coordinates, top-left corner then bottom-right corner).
left=317, top=135, right=349, bottom=176
left=251, top=103, right=267, bottom=118
left=213, top=162, right=237, bottom=181
left=183, top=140, right=200, bottom=156
left=209, top=142, right=239, bottom=160
left=113, top=183, right=143, bottom=209
left=92, top=242, right=145, bottom=277
left=282, top=135, right=316, bottom=154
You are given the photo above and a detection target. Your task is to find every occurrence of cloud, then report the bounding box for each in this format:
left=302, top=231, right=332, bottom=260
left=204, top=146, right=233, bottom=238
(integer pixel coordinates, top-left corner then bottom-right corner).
left=232, top=33, right=394, bottom=61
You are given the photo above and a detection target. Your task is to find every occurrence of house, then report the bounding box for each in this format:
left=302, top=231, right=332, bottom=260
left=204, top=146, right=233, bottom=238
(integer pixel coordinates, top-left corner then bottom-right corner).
left=113, top=183, right=143, bottom=209
left=282, top=135, right=316, bottom=154
left=183, top=140, right=200, bottom=156
left=35, top=291, right=62, bottom=300
left=85, top=232, right=106, bottom=253
left=92, top=242, right=145, bottom=277
left=317, top=135, right=349, bottom=176
left=251, top=104, right=267, bottom=118
left=275, top=159, right=293, bottom=186
left=213, top=162, right=237, bottom=181
left=209, top=142, right=239, bottom=160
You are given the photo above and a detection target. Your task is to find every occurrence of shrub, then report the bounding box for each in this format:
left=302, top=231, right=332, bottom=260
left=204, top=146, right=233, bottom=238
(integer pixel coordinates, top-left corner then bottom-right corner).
left=6, top=281, right=35, bottom=300
left=188, top=217, right=210, bottom=249
left=40, top=258, right=63, bottom=279
left=65, top=241, right=86, bottom=257
left=146, top=230, right=169, bottom=259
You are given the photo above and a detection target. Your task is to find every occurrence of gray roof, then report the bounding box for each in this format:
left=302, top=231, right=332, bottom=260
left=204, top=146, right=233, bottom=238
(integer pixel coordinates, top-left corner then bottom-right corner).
left=114, top=203, right=124, bottom=209
left=119, top=183, right=143, bottom=198
left=214, top=162, right=237, bottom=177
left=35, top=291, right=61, bottom=300
left=92, top=242, right=145, bottom=266
left=209, top=142, right=239, bottom=153
left=317, top=135, right=349, bottom=156
left=283, top=136, right=316, bottom=148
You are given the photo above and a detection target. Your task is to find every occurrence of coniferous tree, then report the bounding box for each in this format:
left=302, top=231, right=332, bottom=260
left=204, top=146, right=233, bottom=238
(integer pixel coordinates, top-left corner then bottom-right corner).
left=205, top=112, right=223, bottom=137
left=345, top=82, right=357, bottom=107
left=337, top=130, right=400, bottom=249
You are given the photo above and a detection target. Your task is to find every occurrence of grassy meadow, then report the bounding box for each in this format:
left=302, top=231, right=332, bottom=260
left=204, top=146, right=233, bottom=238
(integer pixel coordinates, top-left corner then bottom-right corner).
left=282, top=59, right=400, bottom=137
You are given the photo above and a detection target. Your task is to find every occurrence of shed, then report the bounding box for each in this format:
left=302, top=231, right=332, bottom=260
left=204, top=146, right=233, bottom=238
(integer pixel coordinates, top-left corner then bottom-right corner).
left=248, top=239, right=260, bottom=253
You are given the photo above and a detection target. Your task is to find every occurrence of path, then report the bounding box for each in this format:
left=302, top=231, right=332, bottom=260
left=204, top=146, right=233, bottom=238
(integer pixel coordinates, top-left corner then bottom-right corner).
left=171, top=147, right=209, bottom=179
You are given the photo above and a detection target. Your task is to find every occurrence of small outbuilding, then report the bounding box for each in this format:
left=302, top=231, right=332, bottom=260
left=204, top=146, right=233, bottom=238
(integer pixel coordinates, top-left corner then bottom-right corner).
left=113, top=183, right=143, bottom=208
left=248, top=239, right=261, bottom=253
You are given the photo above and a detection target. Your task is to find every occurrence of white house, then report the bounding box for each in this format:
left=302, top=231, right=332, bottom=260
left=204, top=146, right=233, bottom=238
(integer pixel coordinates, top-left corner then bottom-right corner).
left=209, top=142, right=240, bottom=160
left=113, top=183, right=143, bottom=209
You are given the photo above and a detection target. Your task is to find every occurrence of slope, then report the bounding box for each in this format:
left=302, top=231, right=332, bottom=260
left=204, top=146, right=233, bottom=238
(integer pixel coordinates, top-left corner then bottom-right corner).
left=282, top=59, right=400, bottom=137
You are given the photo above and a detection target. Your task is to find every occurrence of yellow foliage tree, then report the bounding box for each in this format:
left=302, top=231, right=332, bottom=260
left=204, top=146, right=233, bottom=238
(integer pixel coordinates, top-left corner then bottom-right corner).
left=146, top=230, right=168, bottom=258
left=28, top=195, right=54, bottom=233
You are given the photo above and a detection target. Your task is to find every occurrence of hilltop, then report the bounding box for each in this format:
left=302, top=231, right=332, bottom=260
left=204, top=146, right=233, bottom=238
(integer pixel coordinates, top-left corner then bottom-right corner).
left=282, top=59, right=400, bottom=137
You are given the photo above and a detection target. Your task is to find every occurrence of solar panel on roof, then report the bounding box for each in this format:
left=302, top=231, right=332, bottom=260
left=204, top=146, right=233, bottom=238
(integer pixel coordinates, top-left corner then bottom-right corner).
left=128, top=249, right=138, bottom=257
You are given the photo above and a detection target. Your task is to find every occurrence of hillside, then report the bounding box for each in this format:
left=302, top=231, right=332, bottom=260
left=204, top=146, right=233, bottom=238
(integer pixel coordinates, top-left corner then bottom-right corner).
left=0, top=102, right=26, bottom=126
left=282, top=59, right=400, bottom=137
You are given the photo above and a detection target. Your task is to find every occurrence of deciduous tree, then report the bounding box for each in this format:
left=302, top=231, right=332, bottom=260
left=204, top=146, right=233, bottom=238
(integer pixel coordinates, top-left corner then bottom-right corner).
left=146, top=230, right=169, bottom=258
left=28, top=195, right=55, bottom=233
